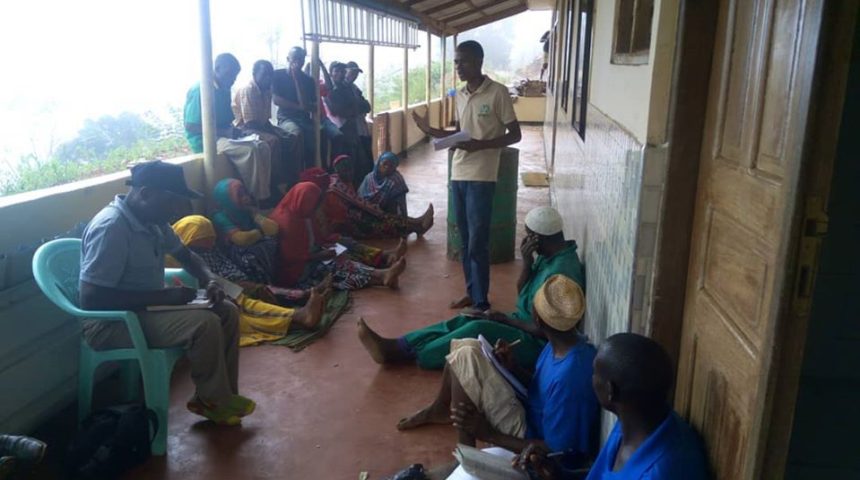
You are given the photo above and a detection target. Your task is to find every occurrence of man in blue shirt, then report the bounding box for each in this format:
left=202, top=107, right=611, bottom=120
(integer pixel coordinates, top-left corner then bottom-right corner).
left=397, top=274, right=599, bottom=472
left=519, top=333, right=709, bottom=479
left=272, top=47, right=318, bottom=170
left=80, top=161, right=256, bottom=426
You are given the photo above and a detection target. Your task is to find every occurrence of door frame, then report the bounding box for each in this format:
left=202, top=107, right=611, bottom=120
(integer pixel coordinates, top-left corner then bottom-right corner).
left=651, top=0, right=856, bottom=476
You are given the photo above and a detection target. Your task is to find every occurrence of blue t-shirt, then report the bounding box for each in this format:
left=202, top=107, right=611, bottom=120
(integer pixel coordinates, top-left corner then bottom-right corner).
left=526, top=340, right=600, bottom=465
left=585, top=411, right=709, bottom=480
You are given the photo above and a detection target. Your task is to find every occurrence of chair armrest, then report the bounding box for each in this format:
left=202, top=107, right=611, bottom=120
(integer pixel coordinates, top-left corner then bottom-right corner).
left=73, top=309, right=151, bottom=353
left=164, top=268, right=199, bottom=288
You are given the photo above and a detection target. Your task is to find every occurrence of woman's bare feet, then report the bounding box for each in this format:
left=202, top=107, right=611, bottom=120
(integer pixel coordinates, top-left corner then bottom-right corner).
left=357, top=317, right=401, bottom=364
left=384, top=239, right=408, bottom=266
left=416, top=204, right=434, bottom=236
left=383, top=257, right=407, bottom=289
left=448, top=295, right=473, bottom=309
left=397, top=404, right=451, bottom=431
left=292, top=289, right=325, bottom=330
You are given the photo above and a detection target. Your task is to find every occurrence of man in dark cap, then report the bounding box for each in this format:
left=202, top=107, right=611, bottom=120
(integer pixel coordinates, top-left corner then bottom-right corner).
left=78, top=161, right=256, bottom=426
left=345, top=61, right=373, bottom=169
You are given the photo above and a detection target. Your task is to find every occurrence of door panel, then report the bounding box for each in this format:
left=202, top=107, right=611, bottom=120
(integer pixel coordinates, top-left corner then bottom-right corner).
left=675, top=0, right=813, bottom=478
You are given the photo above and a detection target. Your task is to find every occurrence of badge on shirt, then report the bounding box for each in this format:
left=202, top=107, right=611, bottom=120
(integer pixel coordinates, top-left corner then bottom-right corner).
left=478, top=104, right=491, bottom=117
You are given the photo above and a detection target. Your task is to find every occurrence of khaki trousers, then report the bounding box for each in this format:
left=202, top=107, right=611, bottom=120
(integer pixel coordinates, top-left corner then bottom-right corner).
left=216, top=137, right=272, bottom=201
left=83, top=301, right=241, bottom=404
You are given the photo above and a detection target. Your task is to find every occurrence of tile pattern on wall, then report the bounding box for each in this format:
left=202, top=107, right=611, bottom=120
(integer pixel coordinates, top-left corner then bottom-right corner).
left=550, top=105, right=645, bottom=344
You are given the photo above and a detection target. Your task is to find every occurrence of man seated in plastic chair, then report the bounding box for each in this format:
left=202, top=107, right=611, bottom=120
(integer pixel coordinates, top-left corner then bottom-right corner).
left=78, top=161, right=256, bottom=426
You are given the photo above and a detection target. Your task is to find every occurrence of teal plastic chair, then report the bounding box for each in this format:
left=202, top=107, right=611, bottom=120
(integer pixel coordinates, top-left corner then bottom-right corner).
left=32, top=238, right=197, bottom=455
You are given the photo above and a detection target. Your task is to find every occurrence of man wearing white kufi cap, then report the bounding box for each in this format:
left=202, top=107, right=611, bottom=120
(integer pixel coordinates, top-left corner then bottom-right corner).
left=358, top=206, right=585, bottom=371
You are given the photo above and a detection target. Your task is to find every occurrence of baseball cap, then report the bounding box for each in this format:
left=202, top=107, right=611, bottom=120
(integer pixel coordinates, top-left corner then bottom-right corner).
left=126, top=161, right=203, bottom=199
left=345, top=61, right=363, bottom=73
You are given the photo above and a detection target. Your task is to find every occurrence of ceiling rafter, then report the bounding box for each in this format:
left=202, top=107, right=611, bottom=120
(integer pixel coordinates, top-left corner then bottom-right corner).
left=451, top=3, right=528, bottom=32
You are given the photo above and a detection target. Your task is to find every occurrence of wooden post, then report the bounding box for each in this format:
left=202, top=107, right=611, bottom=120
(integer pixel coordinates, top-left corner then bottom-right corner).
left=440, top=35, right=446, bottom=129
left=402, top=46, right=409, bottom=155
left=425, top=30, right=431, bottom=126
left=450, top=33, right=458, bottom=126
left=368, top=44, right=375, bottom=115
left=311, top=38, right=321, bottom=167
left=197, top=0, right=216, bottom=195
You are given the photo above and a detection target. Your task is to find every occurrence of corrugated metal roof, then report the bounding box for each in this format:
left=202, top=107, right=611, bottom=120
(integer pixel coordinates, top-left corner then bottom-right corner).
left=344, top=0, right=530, bottom=35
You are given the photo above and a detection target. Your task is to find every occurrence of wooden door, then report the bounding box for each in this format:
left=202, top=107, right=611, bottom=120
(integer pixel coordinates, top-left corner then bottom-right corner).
left=674, top=0, right=824, bottom=478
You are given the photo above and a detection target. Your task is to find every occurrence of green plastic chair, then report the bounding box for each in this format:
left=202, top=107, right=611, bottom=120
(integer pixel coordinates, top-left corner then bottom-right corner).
left=32, top=238, right=197, bottom=455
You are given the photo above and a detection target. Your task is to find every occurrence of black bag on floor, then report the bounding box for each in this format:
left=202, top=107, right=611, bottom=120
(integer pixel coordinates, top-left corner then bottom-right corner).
left=65, top=405, right=157, bottom=479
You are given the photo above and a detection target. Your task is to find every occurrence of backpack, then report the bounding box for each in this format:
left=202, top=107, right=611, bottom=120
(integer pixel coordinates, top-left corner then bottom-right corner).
left=65, top=405, right=157, bottom=479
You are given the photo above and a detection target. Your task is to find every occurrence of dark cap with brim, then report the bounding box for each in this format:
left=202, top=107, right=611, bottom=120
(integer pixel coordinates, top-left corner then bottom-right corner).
left=345, top=61, right=363, bottom=73
left=126, top=161, right=203, bottom=199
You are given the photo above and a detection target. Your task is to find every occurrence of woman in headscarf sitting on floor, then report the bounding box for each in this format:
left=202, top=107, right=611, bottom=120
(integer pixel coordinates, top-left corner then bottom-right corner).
left=211, top=178, right=279, bottom=284
left=300, top=167, right=408, bottom=267
left=269, top=181, right=407, bottom=291
left=171, top=215, right=327, bottom=346
left=325, top=154, right=434, bottom=239
left=358, top=151, right=409, bottom=216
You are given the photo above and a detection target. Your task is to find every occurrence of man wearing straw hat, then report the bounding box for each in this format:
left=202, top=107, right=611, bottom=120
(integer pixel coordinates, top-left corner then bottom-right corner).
left=358, top=206, right=584, bottom=370
left=391, top=275, right=599, bottom=477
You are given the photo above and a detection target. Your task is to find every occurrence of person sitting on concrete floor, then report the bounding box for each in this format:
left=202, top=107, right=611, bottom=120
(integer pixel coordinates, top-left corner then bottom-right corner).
left=232, top=59, right=302, bottom=190
left=184, top=53, right=273, bottom=203
left=518, top=333, right=709, bottom=480
left=396, top=275, right=599, bottom=476
left=0, top=435, right=46, bottom=480
left=358, top=151, right=410, bottom=216
left=79, top=161, right=255, bottom=426
left=299, top=166, right=409, bottom=269
left=344, top=61, right=373, bottom=170
left=269, top=181, right=408, bottom=291
left=325, top=154, right=433, bottom=239
left=358, top=206, right=584, bottom=370
left=211, top=178, right=279, bottom=285
left=273, top=47, right=318, bottom=170
left=412, top=39, right=522, bottom=314
left=171, top=215, right=327, bottom=346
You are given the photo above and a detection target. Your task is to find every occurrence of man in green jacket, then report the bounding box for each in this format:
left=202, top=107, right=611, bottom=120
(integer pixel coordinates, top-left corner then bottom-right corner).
left=358, top=206, right=585, bottom=369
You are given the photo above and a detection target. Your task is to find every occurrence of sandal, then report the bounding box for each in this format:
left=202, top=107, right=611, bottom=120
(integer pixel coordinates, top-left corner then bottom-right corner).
left=387, top=464, right=427, bottom=480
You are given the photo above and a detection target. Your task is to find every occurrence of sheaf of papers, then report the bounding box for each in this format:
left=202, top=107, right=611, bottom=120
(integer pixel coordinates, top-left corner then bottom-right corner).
left=322, top=243, right=349, bottom=265
left=432, top=130, right=472, bottom=151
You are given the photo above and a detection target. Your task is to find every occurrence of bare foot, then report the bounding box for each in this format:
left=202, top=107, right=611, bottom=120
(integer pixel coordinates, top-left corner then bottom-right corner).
left=357, top=317, right=388, bottom=364
left=397, top=404, right=451, bottom=431
left=293, top=289, right=324, bottom=330
left=313, top=274, right=333, bottom=294
left=383, top=257, right=407, bottom=289
left=384, top=238, right=408, bottom=266
left=448, top=295, right=473, bottom=309
left=417, top=204, right=434, bottom=236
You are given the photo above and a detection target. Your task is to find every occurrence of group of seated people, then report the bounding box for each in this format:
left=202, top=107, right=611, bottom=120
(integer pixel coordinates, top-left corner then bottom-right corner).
left=78, top=159, right=708, bottom=477
left=183, top=47, right=376, bottom=208
left=354, top=207, right=709, bottom=479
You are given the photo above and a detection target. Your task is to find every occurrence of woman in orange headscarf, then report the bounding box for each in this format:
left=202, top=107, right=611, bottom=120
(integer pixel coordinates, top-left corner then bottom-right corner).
left=269, top=182, right=407, bottom=291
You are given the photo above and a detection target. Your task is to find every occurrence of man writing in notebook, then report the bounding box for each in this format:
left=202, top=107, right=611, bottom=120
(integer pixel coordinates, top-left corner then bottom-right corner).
left=396, top=275, right=600, bottom=474
left=79, top=161, right=256, bottom=426
left=412, top=40, right=522, bottom=313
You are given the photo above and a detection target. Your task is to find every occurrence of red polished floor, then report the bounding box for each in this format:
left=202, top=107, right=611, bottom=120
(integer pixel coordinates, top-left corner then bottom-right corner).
left=124, top=126, right=549, bottom=480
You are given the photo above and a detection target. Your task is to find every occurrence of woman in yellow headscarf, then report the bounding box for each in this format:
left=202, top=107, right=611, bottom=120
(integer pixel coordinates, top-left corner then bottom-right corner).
left=172, top=215, right=327, bottom=346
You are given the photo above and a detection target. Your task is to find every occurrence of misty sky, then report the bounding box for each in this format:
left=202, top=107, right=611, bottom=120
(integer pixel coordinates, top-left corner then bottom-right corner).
left=0, top=0, right=549, bottom=166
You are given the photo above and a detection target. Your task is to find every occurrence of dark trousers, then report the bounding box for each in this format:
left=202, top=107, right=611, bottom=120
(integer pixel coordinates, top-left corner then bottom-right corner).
left=451, top=180, right=495, bottom=310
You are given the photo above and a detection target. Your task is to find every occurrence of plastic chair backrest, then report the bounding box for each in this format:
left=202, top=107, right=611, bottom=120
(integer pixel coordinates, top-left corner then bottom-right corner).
left=32, top=238, right=88, bottom=317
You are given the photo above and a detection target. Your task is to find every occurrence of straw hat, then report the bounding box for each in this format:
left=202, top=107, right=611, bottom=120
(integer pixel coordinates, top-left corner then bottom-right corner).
left=533, top=274, right=585, bottom=331
left=524, top=207, right=563, bottom=236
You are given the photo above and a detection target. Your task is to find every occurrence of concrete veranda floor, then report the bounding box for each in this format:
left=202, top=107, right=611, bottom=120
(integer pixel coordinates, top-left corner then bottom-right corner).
left=125, top=126, right=550, bottom=480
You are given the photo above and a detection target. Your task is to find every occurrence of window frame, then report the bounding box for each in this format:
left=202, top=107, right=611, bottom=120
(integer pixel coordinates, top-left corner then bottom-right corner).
left=570, top=0, right=593, bottom=138
left=611, top=0, right=654, bottom=66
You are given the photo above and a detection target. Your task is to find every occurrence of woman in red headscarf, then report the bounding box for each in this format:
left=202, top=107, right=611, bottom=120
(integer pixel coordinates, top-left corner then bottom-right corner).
left=269, top=182, right=407, bottom=290
left=325, top=154, right=434, bottom=239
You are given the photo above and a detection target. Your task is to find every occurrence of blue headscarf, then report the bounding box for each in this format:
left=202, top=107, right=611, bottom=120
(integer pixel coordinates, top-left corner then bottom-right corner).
left=358, top=151, right=408, bottom=206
